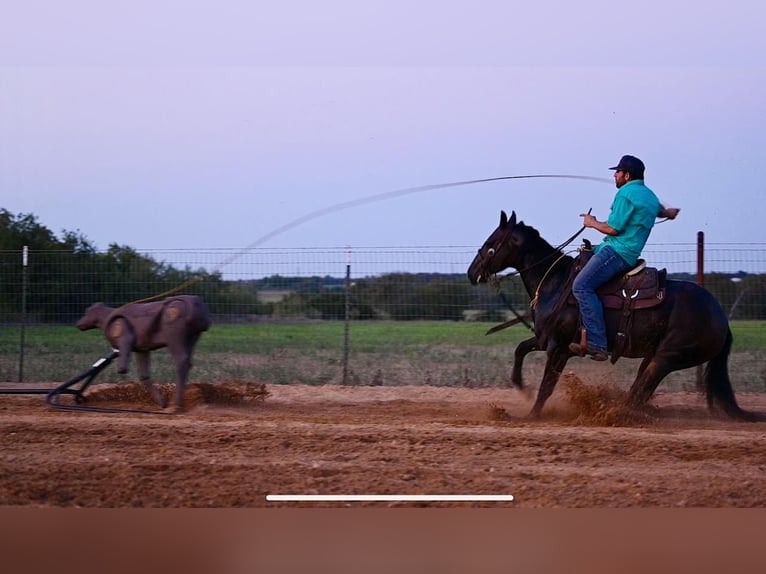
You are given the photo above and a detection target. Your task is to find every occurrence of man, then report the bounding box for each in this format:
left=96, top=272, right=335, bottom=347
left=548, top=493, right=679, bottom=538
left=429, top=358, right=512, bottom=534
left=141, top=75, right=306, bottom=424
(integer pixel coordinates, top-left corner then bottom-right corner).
left=569, top=155, right=680, bottom=361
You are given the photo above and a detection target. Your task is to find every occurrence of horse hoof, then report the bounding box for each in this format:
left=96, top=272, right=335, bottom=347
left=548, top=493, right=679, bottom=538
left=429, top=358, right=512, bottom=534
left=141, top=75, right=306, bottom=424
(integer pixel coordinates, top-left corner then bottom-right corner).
left=525, top=408, right=542, bottom=420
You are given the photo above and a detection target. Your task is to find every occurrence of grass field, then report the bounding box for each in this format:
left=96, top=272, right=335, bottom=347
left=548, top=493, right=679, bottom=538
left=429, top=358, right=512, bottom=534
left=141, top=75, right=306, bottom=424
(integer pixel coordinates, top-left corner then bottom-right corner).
left=1, top=321, right=765, bottom=393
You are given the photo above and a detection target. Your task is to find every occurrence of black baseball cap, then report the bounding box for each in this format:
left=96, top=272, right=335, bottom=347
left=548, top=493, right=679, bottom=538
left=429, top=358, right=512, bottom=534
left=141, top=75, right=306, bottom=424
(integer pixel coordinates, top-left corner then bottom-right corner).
left=609, top=155, right=645, bottom=178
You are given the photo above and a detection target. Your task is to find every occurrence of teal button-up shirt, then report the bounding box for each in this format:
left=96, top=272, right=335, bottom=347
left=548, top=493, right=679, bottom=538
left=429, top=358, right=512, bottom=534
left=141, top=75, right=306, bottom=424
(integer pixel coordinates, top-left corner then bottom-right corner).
left=595, top=179, right=660, bottom=266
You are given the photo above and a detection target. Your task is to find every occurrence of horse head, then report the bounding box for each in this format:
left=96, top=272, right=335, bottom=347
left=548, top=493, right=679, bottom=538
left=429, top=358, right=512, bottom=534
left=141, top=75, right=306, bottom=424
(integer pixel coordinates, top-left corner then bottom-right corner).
left=467, top=210, right=533, bottom=284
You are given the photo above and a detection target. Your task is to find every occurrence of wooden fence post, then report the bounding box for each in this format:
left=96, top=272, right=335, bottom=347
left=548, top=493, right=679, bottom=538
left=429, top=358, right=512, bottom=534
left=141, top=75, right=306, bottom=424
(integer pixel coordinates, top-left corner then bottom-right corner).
left=696, top=231, right=704, bottom=391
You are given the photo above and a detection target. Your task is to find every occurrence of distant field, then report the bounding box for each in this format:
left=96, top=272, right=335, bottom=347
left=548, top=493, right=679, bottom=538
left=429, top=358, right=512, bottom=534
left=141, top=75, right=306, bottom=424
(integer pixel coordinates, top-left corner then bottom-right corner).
left=256, top=290, right=292, bottom=303
left=1, top=321, right=765, bottom=393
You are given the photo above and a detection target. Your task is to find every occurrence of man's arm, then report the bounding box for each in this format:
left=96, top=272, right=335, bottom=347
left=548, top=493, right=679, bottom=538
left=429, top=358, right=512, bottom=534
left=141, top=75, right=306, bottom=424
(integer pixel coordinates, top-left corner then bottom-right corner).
left=580, top=213, right=619, bottom=236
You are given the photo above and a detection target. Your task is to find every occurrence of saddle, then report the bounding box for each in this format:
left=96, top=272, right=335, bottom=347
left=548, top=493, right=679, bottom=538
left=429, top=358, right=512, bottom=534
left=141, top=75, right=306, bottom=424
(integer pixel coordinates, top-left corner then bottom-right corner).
left=597, top=262, right=666, bottom=310
left=572, top=242, right=667, bottom=363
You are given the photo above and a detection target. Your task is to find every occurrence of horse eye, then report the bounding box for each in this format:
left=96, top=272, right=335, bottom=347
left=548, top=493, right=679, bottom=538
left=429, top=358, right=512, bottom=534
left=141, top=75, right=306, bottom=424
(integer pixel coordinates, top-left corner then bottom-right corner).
left=487, top=248, right=495, bottom=256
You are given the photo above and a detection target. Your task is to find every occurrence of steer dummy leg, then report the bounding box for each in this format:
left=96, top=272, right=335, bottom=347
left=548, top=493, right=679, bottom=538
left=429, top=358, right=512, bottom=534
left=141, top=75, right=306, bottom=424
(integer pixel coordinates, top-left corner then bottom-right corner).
left=165, top=332, right=201, bottom=413
left=107, top=318, right=136, bottom=374
left=135, top=351, right=167, bottom=409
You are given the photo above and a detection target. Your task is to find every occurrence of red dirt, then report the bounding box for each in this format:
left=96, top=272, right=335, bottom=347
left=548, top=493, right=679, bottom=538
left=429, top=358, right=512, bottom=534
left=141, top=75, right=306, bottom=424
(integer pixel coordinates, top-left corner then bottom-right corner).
left=1, top=372, right=765, bottom=508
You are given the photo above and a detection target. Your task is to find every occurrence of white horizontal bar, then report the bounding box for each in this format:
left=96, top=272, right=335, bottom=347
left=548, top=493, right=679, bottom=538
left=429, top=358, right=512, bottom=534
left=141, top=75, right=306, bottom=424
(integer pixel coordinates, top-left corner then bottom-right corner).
left=266, top=494, right=514, bottom=502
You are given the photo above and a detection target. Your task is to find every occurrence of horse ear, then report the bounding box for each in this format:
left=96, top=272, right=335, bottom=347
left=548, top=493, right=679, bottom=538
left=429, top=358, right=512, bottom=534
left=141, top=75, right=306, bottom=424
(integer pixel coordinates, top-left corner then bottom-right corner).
left=500, top=211, right=508, bottom=226
left=509, top=211, right=517, bottom=227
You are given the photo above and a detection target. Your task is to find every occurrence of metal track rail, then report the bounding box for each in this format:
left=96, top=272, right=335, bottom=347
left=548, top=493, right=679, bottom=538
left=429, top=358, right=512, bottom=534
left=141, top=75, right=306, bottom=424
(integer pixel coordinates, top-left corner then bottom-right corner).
left=1, top=350, right=173, bottom=415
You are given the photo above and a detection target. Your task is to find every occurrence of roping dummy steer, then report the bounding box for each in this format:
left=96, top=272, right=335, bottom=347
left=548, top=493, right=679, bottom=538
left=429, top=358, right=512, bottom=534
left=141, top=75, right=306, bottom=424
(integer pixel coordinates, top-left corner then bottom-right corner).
left=76, top=295, right=211, bottom=412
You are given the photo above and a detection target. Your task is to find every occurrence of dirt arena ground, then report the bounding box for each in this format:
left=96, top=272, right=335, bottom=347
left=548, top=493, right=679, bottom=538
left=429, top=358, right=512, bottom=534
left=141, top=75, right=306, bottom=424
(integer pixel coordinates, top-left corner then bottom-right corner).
left=1, top=371, right=766, bottom=509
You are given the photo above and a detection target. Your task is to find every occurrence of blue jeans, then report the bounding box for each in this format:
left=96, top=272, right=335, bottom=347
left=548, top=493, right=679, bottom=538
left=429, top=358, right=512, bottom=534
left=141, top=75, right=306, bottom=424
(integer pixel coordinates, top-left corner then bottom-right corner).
left=571, top=245, right=632, bottom=351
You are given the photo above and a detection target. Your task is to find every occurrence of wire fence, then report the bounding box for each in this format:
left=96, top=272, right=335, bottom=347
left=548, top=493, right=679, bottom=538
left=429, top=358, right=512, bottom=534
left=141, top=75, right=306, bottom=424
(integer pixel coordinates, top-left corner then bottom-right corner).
left=1, top=242, right=766, bottom=391
left=4, top=242, right=766, bottom=321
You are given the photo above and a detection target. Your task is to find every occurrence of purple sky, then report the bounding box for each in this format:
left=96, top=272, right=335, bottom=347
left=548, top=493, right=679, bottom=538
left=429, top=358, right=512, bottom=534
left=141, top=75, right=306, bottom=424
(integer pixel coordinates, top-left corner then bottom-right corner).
left=2, top=1, right=764, bottom=255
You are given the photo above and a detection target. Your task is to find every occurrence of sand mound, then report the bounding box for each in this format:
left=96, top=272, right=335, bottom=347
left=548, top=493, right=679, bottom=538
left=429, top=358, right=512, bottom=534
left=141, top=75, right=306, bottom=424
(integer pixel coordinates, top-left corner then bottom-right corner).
left=486, top=402, right=512, bottom=421
left=85, top=381, right=269, bottom=407
left=561, top=372, right=654, bottom=427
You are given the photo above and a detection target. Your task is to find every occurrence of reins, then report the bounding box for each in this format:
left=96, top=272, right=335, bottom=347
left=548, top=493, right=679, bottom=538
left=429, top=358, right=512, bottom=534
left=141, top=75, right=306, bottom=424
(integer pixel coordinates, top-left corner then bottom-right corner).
left=528, top=210, right=592, bottom=307
left=529, top=250, right=575, bottom=309
left=485, top=208, right=591, bottom=284
left=495, top=209, right=671, bottom=313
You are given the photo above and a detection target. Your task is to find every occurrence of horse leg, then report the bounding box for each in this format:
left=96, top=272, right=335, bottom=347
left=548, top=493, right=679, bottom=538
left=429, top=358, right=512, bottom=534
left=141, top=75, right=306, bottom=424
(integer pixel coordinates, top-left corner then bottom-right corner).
left=528, top=347, right=570, bottom=418
left=135, top=351, right=167, bottom=409
left=635, top=356, right=652, bottom=379
left=510, top=336, right=538, bottom=390
left=626, top=354, right=672, bottom=408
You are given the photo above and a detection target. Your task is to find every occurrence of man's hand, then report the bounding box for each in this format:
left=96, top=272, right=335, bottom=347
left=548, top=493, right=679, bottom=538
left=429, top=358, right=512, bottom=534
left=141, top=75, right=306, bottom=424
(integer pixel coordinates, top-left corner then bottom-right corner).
left=659, top=206, right=680, bottom=219
left=580, top=213, right=598, bottom=228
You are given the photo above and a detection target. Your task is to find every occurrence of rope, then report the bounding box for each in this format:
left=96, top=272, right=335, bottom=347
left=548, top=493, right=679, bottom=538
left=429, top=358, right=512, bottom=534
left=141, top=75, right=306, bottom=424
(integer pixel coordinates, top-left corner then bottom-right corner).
left=530, top=251, right=576, bottom=309
left=127, top=275, right=204, bottom=305
left=123, top=174, right=611, bottom=305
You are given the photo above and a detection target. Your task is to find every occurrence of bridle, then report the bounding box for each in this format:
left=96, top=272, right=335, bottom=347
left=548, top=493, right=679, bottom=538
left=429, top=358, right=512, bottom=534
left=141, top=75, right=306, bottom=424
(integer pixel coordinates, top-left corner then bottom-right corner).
left=473, top=226, right=516, bottom=283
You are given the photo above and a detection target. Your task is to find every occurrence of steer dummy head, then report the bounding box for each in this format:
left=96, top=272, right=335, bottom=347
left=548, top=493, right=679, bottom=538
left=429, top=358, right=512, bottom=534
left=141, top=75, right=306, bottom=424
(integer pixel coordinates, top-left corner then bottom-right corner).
left=76, top=303, right=113, bottom=331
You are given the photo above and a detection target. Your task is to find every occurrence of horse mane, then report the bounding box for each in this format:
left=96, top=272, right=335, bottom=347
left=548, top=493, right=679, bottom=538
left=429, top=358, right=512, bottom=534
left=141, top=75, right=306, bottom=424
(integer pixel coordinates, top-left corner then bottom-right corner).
left=515, top=220, right=567, bottom=260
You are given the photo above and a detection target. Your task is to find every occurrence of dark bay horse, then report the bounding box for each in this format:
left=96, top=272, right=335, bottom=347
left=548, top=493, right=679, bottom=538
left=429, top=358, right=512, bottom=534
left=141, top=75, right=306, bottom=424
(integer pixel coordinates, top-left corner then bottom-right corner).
left=467, top=210, right=763, bottom=421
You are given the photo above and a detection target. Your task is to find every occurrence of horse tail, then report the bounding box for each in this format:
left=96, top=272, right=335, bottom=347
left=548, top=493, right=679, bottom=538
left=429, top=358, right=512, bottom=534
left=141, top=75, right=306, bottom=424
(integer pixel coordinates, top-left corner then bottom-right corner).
left=704, top=328, right=765, bottom=422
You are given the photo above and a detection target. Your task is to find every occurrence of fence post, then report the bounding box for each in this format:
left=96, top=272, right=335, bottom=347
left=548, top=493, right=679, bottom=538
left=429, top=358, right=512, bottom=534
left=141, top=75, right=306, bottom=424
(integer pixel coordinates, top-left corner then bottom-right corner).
left=18, top=246, right=28, bottom=382
left=696, top=231, right=704, bottom=391
left=342, top=247, right=351, bottom=385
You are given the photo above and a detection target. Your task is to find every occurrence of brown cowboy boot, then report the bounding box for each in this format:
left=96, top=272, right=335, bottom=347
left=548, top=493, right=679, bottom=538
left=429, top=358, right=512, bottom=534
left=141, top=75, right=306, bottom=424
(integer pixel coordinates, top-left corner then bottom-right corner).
left=568, top=329, right=608, bottom=361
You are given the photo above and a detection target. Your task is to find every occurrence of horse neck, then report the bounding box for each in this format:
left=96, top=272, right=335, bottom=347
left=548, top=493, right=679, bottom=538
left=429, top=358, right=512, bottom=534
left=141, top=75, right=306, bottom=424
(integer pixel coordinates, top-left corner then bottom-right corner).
left=517, top=240, right=572, bottom=299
